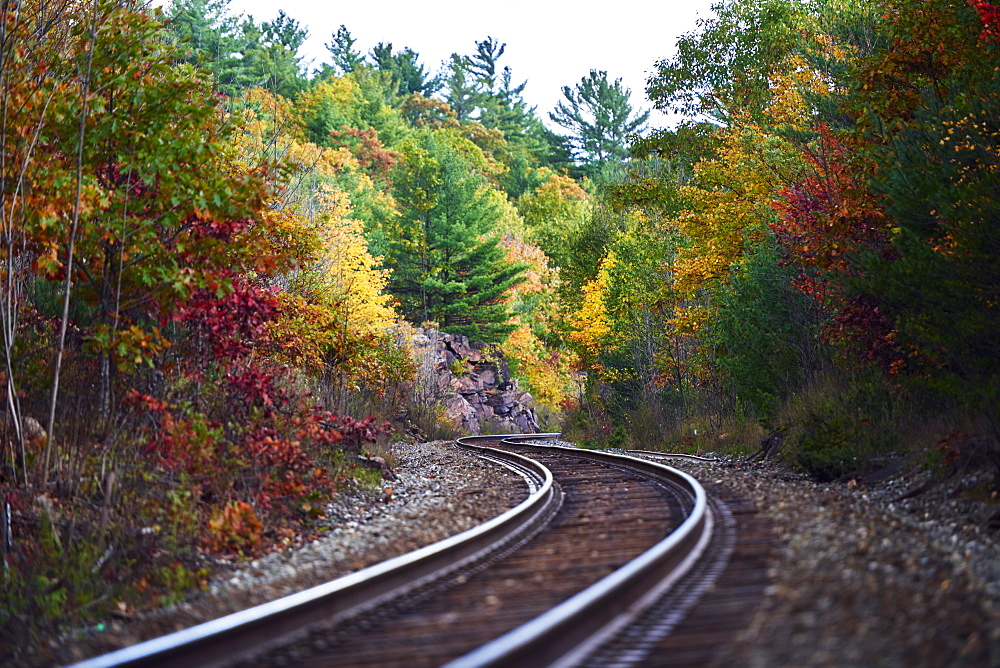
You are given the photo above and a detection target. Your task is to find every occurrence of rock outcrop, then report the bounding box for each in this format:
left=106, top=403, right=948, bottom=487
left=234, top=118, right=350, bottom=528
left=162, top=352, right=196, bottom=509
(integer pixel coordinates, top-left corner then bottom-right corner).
left=409, top=327, right=540, bottom=435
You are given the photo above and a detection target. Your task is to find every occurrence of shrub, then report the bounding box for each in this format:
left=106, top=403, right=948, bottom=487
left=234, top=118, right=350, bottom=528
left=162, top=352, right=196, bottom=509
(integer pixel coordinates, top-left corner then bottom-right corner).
left=779, top=372, right=902, bottom=481
left=205, top=502, right=262, bottom=555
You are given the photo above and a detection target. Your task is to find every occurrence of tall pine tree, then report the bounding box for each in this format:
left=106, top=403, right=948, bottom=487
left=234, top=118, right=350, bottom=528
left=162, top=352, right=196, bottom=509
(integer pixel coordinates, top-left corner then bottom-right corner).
left=387, top=130, right=525, bottom=343
left=370, top=42, right=442, bottom=97
left=550, top=69, right=650, bottom=179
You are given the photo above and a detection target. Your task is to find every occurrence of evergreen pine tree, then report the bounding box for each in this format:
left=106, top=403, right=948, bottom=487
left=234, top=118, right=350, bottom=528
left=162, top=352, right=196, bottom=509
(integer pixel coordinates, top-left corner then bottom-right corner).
left=370, top=43, right=442, bottom=97
left=550, top=69, right=650, bottom=179
left=387, top=131, right=526, bottom=343
left=327, top=25, right=366, bottom=75
left=163, top=0, right=247, bottom=95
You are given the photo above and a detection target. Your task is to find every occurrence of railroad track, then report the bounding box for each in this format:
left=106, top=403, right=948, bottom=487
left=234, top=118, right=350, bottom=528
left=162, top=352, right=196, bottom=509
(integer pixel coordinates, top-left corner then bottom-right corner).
left=75, top=435, right=772, bottom=667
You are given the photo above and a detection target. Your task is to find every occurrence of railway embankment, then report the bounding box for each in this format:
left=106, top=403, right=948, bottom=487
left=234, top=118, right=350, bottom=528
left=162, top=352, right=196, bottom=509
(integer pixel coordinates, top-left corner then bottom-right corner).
left=45, top=441, right=1000, bottom=667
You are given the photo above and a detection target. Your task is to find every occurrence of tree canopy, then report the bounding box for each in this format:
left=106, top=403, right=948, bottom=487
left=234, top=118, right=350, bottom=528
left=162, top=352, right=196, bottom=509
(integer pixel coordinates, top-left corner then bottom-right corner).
left=4, top=0, right=998, bottom=648
left=549, top=69, right=650, bottom=179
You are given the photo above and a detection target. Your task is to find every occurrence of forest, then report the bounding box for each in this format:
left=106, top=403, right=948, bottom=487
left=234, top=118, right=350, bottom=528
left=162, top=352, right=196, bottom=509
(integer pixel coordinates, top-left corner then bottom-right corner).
left=1, top=0, right=998, bottom=652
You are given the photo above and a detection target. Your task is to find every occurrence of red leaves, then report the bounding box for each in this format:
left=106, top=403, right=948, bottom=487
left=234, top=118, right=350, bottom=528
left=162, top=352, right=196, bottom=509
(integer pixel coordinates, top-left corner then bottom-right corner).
left=143, top=410, right=226, bottom=477
left=936, top=429, right=969, bottom=467
left=227, top=367, right=284, bottom=412
left=176, top=279, right=278, bottom=361
left=187, top=211, right=254, bottom=242
left=310, top=410, right=391, bottom=455
left=969, top=0, right=1000, bottom=41
left=827, top=295, right=907, bottom=376
left=125, top=388, right=169, bottom=415
left=247, top=426, right=311, bottom=471
left=328, top=126, right=400, bottom=182
left=767, top=127, right=913, bottom=375
left=770, top=127, right=892, bottom=303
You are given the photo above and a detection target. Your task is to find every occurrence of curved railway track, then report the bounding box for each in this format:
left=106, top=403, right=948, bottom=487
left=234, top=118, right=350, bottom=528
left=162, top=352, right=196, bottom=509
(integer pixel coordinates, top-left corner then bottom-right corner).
left=75, top=435, right=771, bottom=667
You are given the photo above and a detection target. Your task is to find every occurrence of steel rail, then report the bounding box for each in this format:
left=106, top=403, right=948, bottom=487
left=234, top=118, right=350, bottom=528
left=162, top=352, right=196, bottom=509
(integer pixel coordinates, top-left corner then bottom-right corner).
left=447, top=437, right=712, bottom=668
left=71, top=438, right=562, bottom=668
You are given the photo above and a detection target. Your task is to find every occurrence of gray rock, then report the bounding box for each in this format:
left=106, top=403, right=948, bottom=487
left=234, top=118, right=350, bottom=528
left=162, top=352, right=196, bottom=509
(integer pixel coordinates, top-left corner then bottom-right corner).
left=405, top=327, right=540, bottom=434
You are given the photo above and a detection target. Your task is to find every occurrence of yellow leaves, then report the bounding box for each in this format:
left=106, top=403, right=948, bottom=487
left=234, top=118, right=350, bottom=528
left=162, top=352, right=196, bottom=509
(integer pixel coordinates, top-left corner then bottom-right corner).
left=316, top=184, right=353, bottom=221
left=569, top=253, right=615, bottom=357
left=518, top=170, right=591, bottom=221
left=295, top=78, right=360, bottom=124
left=766, top=55, right=831, bottom=129
left=486, top=189, right=529, bottom=237
left=636, top=103, right=805, bottom=386
left=674, top=250, right=731, bottom=296
left=498, top=225, right=575, bottom=409
left=505, top=323, right=580, bottom=409
left=515, top=170, right=591, bottom=266
left=666, top=305, right=709, bottom=338
left=664, top=117, right=796, bottom=301
left=313, top=183, right=397, bottom=338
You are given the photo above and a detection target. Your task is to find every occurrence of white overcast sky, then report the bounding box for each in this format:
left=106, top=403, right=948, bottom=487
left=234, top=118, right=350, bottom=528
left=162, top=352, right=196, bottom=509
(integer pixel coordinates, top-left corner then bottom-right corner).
left=216, top=0, right=718, bottom=129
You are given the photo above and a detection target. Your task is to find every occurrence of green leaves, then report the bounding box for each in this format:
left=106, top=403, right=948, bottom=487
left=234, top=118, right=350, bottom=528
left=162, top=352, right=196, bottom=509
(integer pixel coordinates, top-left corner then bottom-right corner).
left=386, top=130, right=526, bottom=343
left=647, top=0, right=803, bottom=122
left=549, top=69, right=650, bottom=179
left=164, top=0, right=308, bottom=98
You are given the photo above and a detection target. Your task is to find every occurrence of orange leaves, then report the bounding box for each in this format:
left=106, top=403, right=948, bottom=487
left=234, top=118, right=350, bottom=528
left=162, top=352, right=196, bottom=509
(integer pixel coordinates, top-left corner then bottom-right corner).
left=499, top=233, right=556, bottom=297
left=505, top=323, right=580, bottom=409
left=205, top=502, right=262, bottom=555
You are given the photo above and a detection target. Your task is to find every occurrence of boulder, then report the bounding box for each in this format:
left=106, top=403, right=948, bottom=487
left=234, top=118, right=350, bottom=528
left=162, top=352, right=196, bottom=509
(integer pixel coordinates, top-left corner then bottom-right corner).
left=475, top=367, right=497, bottom=386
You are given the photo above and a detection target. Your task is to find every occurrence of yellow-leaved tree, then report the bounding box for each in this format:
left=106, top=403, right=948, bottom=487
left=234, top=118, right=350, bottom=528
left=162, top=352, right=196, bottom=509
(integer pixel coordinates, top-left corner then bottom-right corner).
left=231, top=86, right=408, bottom=405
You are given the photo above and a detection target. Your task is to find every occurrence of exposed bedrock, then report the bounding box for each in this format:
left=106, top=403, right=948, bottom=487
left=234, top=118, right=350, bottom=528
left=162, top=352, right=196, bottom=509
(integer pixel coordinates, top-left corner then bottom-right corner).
left=409, top=327, right=540, bottom=435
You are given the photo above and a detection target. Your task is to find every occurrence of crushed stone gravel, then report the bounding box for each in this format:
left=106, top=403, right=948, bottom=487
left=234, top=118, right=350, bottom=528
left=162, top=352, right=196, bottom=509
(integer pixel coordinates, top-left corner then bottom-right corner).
left=41, top=440, right=1000, bottom=667
left=45, top=440, right=526, bottom=666
left=654, top=454, right=1000, bottom=667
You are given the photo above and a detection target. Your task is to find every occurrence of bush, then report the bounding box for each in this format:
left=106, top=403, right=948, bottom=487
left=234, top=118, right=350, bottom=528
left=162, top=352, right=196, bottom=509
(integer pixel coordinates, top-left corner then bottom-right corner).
left=779, top=372, right=902, bottom=481
left=205, top=502, right=262, bottom=555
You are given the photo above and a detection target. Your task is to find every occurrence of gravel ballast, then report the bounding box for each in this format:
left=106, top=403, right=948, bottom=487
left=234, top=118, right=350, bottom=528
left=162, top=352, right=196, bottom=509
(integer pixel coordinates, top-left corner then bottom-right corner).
left=657, top=455, right=1000, bottom=667
left=46, top=440, right=1000, bottom=666
left=48, top=440, right=526, bottom=666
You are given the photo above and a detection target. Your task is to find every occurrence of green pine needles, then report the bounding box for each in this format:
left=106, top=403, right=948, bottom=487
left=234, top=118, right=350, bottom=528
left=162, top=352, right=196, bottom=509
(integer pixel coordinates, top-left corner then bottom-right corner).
left=387, top=130, right=527, bottom=343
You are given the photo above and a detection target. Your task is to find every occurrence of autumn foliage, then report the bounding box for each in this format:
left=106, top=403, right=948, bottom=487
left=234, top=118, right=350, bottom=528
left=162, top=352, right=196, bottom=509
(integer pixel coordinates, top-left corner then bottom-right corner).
left=562, top=0, right=1000, bottom=473
left=5, top=0, right=997, bottom=656
left=0, top=0, right=393, bottom=648
left=0, top=0, right=589, bottom=653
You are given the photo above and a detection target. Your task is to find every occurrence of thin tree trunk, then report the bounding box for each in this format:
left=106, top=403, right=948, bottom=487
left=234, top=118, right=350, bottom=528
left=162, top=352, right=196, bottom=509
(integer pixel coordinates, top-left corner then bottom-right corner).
left=43, top=0, right=97, bottom=488
left=1, top=0, right=62, bottom=486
